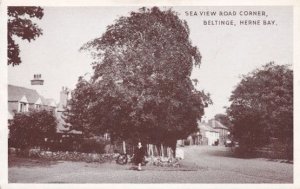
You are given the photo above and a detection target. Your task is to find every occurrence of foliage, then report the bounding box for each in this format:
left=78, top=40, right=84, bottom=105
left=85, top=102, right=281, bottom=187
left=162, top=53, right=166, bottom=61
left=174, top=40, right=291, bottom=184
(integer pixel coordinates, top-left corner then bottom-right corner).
left=66, top=7, right=212, bottom=149
left=213, top=114, right=233, bottom=128
left=9, top=109, right=57, bottom=149
left=227, top=62, right=293, bottom=157
left=8, top=6, right=44, bottom=66
left=64, top=76, right=95, bottom=136
left=78, top=138, right=107, bottom=154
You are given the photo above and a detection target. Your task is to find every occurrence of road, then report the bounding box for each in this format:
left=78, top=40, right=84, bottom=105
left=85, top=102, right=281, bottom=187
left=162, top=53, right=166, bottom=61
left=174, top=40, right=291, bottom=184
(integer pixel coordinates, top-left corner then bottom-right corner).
left=8, top=145, right=293, bottom=183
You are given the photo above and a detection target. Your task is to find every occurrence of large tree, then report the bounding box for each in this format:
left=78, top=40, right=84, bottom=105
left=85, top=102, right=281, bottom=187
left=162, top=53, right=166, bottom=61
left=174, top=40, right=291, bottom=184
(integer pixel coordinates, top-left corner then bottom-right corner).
left=227, top=62, right=293, bottom=157
left=8, top=6, right=44, bottom=66
left=9, top=109, right=57, bottom=149
left=67, top=7, right=211, bottom=150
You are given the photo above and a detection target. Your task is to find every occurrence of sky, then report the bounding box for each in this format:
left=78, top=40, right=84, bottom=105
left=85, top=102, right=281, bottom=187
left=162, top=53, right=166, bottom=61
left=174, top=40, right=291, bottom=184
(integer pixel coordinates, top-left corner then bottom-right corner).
left=8, top=6, right=293, bottom=120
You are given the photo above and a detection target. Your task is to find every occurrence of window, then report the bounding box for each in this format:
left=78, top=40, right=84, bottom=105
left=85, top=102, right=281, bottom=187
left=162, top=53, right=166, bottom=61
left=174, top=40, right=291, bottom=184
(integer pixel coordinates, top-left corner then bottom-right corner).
left=35, top=104, right=41, bottom=110
left=19, top=102, right=28, bottom=112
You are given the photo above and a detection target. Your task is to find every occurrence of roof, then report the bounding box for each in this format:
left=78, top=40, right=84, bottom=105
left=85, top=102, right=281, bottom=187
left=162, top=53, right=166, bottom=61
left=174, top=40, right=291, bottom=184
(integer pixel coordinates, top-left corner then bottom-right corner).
left=198, top=122, right=219, bottom=133
left=44, top=98, right=57, bottom=107
left=8, top=84, right=40, bottom=104
left=209, top=120, right=229, bottom=130
left=67, top=130, right=83, bottom=135
left=8, top=85, right=57, bottom=106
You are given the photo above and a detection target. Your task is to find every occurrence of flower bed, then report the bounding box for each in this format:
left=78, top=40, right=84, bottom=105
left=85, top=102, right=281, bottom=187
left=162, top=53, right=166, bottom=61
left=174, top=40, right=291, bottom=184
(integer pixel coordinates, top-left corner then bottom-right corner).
left=146, top=156, right=180, bottom=167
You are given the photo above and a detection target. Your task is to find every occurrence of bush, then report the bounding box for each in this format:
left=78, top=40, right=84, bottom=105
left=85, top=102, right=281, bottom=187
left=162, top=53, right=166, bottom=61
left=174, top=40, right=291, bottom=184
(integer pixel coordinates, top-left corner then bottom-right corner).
left=184, top=140, right=190, bottom=146
left=46, top=137, right=82, bottom=152
left=9, top=109, right=57, bottom=149
left=78, top=138, right=106, bottom=154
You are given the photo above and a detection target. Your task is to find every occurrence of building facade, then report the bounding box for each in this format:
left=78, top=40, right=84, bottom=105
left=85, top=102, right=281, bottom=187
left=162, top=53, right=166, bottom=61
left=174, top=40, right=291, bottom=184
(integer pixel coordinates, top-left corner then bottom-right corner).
left=209, top=119, right=229, bottom=145
left=177, top=120, right=229, bottom=147
left=8, top=84, right=56, bottom=119
left=198, top=121, right=220, bottom=146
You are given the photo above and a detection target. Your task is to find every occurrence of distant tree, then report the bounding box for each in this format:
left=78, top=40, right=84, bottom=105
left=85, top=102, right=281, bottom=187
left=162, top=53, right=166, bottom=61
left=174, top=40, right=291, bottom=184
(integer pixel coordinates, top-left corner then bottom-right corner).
left=227, top=62, right=293, bottom=158
left=68, top=7, right=212, bottom=151
left=9, top=110, right=57, bottom=149
left=8, top=6, right=44, bottom=66
left=213, top=114, right=233, bottom=128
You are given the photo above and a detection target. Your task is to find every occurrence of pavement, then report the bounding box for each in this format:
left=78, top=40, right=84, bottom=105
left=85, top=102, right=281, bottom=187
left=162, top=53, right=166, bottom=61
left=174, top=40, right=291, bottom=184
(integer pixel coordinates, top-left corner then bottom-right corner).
left=8, top=145, right=293, bottom=183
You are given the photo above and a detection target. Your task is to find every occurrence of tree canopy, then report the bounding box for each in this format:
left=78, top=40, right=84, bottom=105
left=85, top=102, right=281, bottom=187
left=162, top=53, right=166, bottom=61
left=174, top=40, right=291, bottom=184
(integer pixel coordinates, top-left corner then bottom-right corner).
left=213, top=114, right=233, bottom=128
left=66, top=7, right=211, bottom=148
left=9, top=109, right=57, bottom=149
left=8, top=6, right=44, bottom=66
left=227, top=62, right=293, bottom=155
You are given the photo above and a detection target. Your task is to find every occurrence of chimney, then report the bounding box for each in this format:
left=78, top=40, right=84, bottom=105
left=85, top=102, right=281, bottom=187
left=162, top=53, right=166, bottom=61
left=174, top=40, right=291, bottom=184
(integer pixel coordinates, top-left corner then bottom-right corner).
left=60, top=86, right=69, bottom=108
left=31, top=74, right=44, bottom=85
left=30, top=74, right=46, bottom=97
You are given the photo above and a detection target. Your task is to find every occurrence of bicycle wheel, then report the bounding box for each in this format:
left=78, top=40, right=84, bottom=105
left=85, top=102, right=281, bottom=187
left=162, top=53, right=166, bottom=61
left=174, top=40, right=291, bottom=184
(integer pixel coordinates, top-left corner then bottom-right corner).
left=116, top=154, right=128, bottom=165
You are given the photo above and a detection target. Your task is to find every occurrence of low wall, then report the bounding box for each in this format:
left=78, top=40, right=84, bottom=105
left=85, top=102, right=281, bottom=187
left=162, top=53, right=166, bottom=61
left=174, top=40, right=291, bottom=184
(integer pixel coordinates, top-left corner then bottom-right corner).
left=9, top=148, right=119, bottom=163
left=9, top=148, right=182, bottom=166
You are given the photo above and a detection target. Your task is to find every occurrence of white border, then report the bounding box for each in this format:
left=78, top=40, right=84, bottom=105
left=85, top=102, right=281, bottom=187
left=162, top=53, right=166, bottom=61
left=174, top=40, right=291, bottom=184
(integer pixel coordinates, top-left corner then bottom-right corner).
left=1, top=0, right=299, bottom=189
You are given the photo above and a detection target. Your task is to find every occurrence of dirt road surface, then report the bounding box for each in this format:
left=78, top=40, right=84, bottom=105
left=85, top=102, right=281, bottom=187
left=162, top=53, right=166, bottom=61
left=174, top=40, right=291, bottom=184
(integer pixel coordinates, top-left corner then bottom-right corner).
left=9, top=145, right=293, bottom=183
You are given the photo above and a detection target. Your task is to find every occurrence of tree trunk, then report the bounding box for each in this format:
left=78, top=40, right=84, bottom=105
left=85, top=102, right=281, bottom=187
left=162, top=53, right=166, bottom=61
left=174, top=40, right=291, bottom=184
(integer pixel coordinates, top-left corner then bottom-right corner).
left=170, top=140, right=177, bottom=158
left=148, top=144, right=154, bottom=157
left=122, top=141, right=126, bottom=154
left=154, top=145, right=159, bottom=156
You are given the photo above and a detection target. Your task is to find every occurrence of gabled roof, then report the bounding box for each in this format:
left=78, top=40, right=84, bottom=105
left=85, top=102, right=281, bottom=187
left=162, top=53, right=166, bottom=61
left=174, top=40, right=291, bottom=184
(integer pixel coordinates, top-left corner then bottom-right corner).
left=38, top=96, right=56, bottom=107
left=198, top=121, right=219, bottom=133
left=35, top=97, right=42, bottom=105
left=210, top=120, right=229, bottom=130
left=8, top=85, right=41, bottom=104
left=19, top=95, right=28, bottom=103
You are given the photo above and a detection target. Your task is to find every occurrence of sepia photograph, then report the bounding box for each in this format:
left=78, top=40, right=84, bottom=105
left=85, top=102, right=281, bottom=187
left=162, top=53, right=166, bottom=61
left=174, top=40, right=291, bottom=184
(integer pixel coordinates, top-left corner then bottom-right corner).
left=2, top=3, right=296, bottom=186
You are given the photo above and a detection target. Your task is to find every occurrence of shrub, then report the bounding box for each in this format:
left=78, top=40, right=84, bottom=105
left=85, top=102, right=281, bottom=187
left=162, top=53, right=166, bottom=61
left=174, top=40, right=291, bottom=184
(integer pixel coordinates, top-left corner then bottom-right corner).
left=78, top=138, right=106, bottom=154
left=9, top=109, right=57, bottom=149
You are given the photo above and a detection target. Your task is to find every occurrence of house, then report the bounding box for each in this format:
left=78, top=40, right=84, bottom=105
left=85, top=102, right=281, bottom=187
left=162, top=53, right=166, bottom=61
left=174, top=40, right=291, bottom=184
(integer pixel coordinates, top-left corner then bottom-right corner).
left=8, top=84, right=56, bottom=119
left=198, top=121, right=220, bottom=146
left=177, top=119, right=229, bottom=147
left=209, top=119, right=229, bottom=145
left=177, top=121, right=220, bottom=146
left=8, top=74, right=82, bottom=135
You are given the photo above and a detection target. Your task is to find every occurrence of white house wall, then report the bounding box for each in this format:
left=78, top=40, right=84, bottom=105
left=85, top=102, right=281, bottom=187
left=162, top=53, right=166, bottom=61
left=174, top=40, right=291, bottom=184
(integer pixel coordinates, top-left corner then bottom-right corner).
left=205, top=131, right=220, bottom=145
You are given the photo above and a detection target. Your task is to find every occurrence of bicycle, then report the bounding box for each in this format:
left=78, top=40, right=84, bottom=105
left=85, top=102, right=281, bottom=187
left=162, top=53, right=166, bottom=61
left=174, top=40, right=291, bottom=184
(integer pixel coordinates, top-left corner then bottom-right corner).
left=116, top=153, right=134, bottom=165
left=116, top=153, right=148, bottom=165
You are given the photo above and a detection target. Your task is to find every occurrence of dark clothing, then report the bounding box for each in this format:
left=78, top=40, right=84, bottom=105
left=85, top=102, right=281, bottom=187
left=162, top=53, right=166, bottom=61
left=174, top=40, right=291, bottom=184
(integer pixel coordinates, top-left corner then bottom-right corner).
left=134, top=147, right=145, bottom=164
